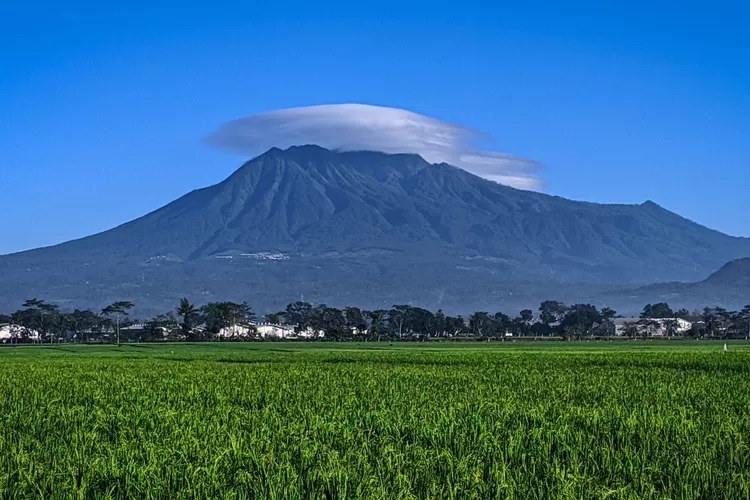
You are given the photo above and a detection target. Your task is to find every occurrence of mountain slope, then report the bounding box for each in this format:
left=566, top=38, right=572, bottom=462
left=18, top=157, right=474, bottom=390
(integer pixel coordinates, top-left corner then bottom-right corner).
left=604, top=258, right=750, bottom=312
left=702, top=258, right=750, bottom=288
left=1, top=145, right=749, bottom=313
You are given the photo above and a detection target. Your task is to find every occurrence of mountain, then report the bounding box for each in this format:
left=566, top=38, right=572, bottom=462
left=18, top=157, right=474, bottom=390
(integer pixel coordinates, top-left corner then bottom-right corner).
left=701, top=258, right=750, bottom=288
left=604, top=258, right=750, bottom=312
left=1, top=145, right=749, bottom=314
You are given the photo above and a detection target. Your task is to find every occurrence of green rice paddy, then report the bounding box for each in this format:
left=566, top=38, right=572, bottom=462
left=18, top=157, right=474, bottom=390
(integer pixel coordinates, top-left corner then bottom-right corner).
left=0, top=341, right=748, bottom=498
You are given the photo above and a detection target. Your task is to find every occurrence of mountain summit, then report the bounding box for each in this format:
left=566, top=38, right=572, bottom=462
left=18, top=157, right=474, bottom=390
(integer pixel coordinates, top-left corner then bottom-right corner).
left=1, top=146, right=749, bottom=313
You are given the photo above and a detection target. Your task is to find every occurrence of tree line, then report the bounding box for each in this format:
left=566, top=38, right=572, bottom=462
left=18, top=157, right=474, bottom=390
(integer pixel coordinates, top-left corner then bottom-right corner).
left=1, top=298, right=749, bottom=343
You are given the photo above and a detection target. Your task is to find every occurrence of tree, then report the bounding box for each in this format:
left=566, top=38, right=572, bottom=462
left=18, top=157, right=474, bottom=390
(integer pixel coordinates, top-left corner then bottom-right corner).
left=640, top=303, right=674, bottom=319
left=561, top=304, right=602, bottom=340
left=539, top=301, right=566, bottom=326
left=519, top=309, right=534, bottom=323
left=145, top=313, right=179, bottom=341
left=368, top=310, right=388, bottom=341
left=228, top=302, right=256, bottom=338
left=201, top=302, right=225, bottom=336
left=176, top=298, right=200, bottom=340
left=309, top=306, right=347, bottom=340
left=675, top=308, right=692, bottom=320
left=740, top=305, right=750, bottom=339
left=69, top=309, right=99, bottom=343
left=622, top=321, right=640, bottom=338
left=702, top=307, right=729, bottom=338
left=469, top=311, right=492, bottom=338
left=17, top=298, right=60, bottom=343
left=726, top=310, right=745, bottom=338
left=284, top=301, right=313, bottom=330
left=388, top=305, right=411, bottom=339
left=445, top=315, right=466, bottom=337
left=101, top=301, right=135, bottom=345
left=662, top=318, right=680, bottom=337
left=405, top=307, right=435, bottom=339
left=201, top=302, right=255, bottom=340
left=265, top=312, right=285, bottom=324
left=514, top=309, right=534, bottom=336
left=530, top=321, right=551, bottom=337
left=344, top=307, right=368, bottom=338
left=493, top=312, right=512, bottom=338
left=689, top=321, right=706, bottom=339
left=51, top=312, right=73, bottom=342
left=600, top=307, right=618, bottom=321
left=431, top=309, right=447, bottom=338
left=11, top=308, right=35, bottom=342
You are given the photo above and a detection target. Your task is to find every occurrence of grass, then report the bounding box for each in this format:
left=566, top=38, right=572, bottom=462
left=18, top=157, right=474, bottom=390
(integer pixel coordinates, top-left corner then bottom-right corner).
left=0, top=342, right=748, bottom=498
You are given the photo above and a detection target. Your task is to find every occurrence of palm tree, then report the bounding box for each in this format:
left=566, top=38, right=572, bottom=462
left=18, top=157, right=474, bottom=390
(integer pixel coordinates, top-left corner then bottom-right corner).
left=177, top=298, right=199, bottom=340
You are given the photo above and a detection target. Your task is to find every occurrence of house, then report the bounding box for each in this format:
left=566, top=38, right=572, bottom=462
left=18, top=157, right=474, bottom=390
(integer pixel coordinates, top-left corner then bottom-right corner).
left=0, top=324, right=40, bottom=342
left=0, top=324, right=14, bottom=342
left=216, top=324, right=255, bottom=339
left=254, top=323, right=296, bottom=339
left=589, top=320, right=616, bottom=336
left=254, top=323, right=324, bottom=339
left=214, top=322, right=323, bottom=339
left=613, top=318, right=692, bottom=337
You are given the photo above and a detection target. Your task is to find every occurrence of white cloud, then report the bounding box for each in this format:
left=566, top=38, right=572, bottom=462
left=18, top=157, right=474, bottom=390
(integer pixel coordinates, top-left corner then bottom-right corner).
left=207, top=104, right=543, bottom=191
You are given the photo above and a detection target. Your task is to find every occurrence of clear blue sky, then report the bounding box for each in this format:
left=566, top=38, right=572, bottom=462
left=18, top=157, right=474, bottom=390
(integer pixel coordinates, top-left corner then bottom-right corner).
left=1, top=1, right=749, bottom=254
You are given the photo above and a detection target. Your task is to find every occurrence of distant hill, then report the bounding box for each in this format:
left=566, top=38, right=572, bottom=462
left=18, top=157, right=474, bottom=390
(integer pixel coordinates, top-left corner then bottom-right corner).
left=701, top=258, right=750, bottom=288
left=1, top=145, right=749, bottom=314
left=607, top=258, right=750, bottom=312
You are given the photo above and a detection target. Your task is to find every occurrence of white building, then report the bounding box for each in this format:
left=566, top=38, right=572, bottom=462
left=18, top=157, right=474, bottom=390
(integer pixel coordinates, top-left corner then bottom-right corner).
left=614, top=318, right=692, bottom=336
left=254, top=323, right=296, bottom=339
left=216, top=324, right=255, bottom=339
left=0, top=324, right=40, bottom=342
left=215, top=323, right=323, bottom=339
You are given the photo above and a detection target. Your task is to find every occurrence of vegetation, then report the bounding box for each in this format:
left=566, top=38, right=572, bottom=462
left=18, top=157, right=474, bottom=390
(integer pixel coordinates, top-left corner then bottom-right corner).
left=2, top=298, right=750, bottom=343
left=101, top=301, right=135, bottom=345
left=0, top=343, right=747, bottom=497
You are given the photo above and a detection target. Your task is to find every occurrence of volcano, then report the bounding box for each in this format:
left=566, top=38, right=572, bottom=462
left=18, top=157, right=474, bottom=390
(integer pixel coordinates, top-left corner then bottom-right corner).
left=1, top=145, right=748, bottom=314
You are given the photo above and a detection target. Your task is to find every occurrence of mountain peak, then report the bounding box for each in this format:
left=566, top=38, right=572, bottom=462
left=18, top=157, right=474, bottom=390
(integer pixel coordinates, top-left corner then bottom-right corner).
left=284, top=144, right=331, bottom=153
left=256, top=144, right=331, bottom=160
left=281, top=144, right=333, bottom=157
left=262, top=144, right=429, bottom=165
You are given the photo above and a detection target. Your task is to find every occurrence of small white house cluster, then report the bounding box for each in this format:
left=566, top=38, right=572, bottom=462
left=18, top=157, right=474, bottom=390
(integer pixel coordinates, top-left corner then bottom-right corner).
left=215, top=323, right=322, bottom=340
left=612, top=317, right=693, bottom=337
left=0, top=324, right=40, bottom=342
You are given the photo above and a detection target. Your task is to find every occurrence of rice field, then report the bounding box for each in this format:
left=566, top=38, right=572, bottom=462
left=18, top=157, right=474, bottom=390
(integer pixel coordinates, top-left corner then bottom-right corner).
left=0, top=342, right=748, bottom=498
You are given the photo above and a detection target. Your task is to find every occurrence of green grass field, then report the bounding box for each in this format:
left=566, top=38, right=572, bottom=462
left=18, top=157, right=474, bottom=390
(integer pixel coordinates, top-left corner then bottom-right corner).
left=0, top=342, right=748, bottom=498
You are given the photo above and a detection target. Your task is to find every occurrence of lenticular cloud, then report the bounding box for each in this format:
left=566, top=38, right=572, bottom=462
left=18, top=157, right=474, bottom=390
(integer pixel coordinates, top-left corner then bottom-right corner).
left=207, top=104, right=543, bottom=191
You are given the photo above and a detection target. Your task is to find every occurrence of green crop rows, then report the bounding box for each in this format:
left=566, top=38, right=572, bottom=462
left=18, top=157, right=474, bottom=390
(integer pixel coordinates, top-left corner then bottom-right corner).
left=0, top=342, right=748, bottom=498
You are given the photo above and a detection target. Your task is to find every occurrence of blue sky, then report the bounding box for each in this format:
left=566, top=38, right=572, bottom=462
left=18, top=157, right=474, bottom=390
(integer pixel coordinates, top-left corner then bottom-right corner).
left=1, top=1, right=749, bottom=254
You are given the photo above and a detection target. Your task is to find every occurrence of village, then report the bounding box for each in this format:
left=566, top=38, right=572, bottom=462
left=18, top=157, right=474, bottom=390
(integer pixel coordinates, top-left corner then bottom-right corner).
left=1, top=310, right=745, bottom=344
